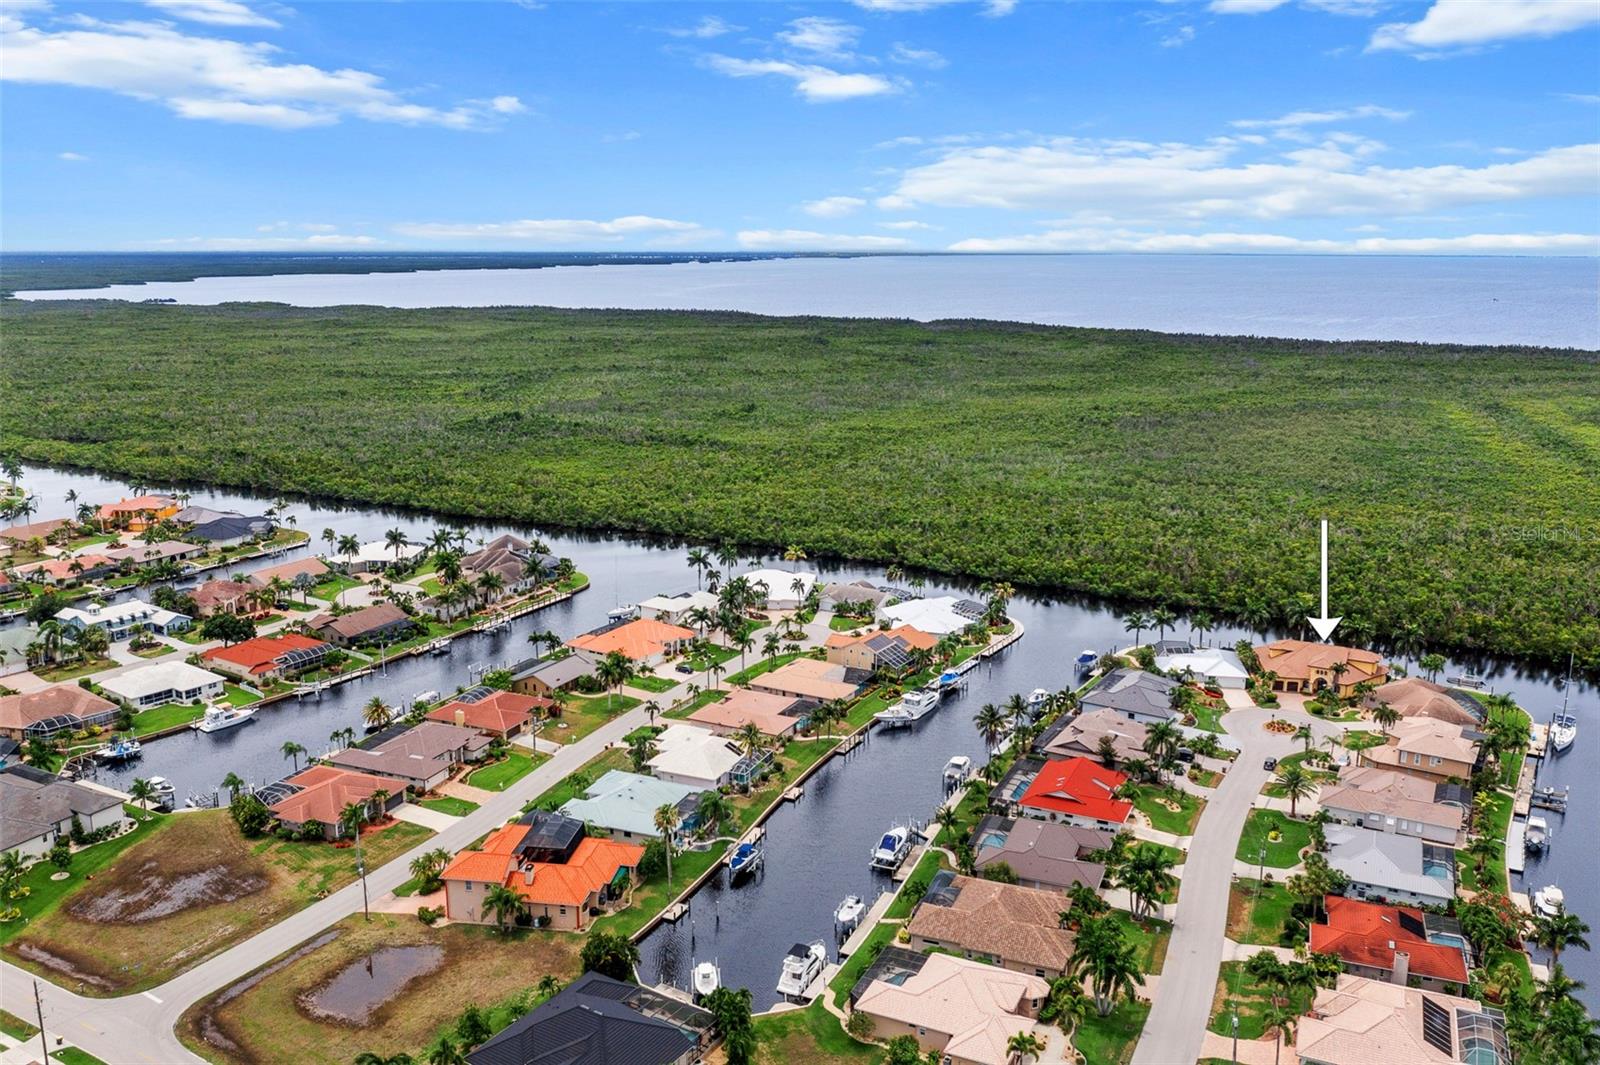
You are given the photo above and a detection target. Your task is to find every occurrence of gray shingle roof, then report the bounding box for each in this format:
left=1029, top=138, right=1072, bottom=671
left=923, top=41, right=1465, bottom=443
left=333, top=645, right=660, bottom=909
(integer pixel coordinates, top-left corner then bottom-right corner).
left=1081, top=668, right=1181, bottom=720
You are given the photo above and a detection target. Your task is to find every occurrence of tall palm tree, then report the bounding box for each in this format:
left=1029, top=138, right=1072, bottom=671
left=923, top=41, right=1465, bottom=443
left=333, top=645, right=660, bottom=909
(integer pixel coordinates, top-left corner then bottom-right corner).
left=281, top=740, right=306, bottom=773
left=1263, top=1003, right=1298, bottom=1065
left=1149, top=606, right=1177, bottom=641
left=1070, top=912, right=1143, bottom=1017
left=973, top=703, right=1007, bottom=751
left=1122, top=611, right=1151, bottom=648
left=734, top=632, right=755, bottom=672
left=782, top=544, right=807, bottom=570
left=654, top=804, right=680, bottom=883
left=483, top=883, right=524, bottom=932
left=1371, top=703, right=1401, bottom=734
left=384, top=528, right=409, bottom=565
left=1006, top=1032, right=1046, bottom=1064
left=363, top=697, right=395, bottom=732
left=735, top=722, right=765, bottom=760
left=1117, top=843, right=1178, bottom=920
left=222, top=772, right=246, bottom=799
left=474, top=570, right=505, bottom=608
left=595, top=651, right=635, bottom=711
left=1276, top=763, right=1316, bottom=818
left=1004, top=692, right=1030, bottom=732
left=1534, top=909, right=1592, bottom=966
left=129, top=778, right=157, bottom=811
left=686, top=547, right=711, bottom=589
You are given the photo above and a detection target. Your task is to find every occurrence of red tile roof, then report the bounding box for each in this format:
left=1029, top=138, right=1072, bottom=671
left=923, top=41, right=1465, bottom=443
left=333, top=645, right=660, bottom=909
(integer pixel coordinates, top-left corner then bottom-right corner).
left=268, top=765, right=394, bottom=828
left=568, top=617, right=694, bottom=662
left=1310, top=896, right=1469, bottom=984
left=441, top=823, right=644, bottom=908
left=96, top=495, right=175, bottom=517
left=202, top=633, right=328, bottom=675
left=426, top=690, right=552, bottom=735
left=1018, top=757, right=1132, bottom=824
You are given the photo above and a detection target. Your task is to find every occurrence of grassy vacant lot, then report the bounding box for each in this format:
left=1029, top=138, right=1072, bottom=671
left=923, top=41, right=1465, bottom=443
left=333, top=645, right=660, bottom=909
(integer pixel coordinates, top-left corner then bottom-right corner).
left=1209, top=960, right=1316, bottom=1040
left=1075, top=997, right=1152, bottom=1065
left=752, top=1001, right=876, bottom=1065
left=548, top=694, right=641, bottom=743
left=1128, top=783, right=1205, bottom=836
left=4, top=302, right=1596, bottom=667
left=180, top=914, right=581, bottom=1065
left=1236, top=810, right=1312, bottom=869
left=0, top=806, right=165, bottom=948
left=4, top=810, right=430, bottom=995
left=1227, top=880, right=1297, bottom=946
left=464, top=752, right=542, bottom=791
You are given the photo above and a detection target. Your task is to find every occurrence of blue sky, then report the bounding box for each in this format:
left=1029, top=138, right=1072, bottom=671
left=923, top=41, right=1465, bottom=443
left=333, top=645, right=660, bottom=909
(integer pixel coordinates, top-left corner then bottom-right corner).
left=2, top=0, right=1597, bottom=253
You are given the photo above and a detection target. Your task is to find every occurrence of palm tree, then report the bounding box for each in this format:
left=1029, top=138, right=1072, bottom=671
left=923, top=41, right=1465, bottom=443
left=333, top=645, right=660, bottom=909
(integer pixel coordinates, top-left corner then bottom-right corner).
left=1070, top=912, right=1142, bottom=1017
left=1150, top=606, right=1177, bottom=641
left=1263, top=1002, right=1297, bottom=1065
left=973, top=703, right=1007, bottom=750
left=129, top=777, right=157, bottom=811
left=1122, top=610, right=1151, bottom=648
left=595, top=650, right=635, bottom=712
left=483, top=883, right=524, bottom=932
left=1005, top=1031, right=1046, bottom=1063
left=1142, top=720, right=1182, bottom=783
left=322, top=527, right=337, bottom=554
left=474, top=570, right=505, bottom=608
left=686, top=547, right=711, bottom=589
left=222, top=771, right=246, bottom=799
left=1096, top=733, right=1120, bottom=770
left=1534, top=909, right=1592, bottom=966
left=362, top=697, right=395, bottom=732
left=1276, top=763, right=1316, bottom=818
left=383, top=527, right=409, bottom=565
left=735, top=721, right=766, bottom=760
left=654, top=804, right=680, bottom=883
left=281, top=740, right=306, bottom=773
left=427, top=1039, right=466, bottom=1065
left=782, top=544, right=807, bottom=570
left=696, top=791, right=733, bottom=837
left=1117, top=843, right=1178, bottom=920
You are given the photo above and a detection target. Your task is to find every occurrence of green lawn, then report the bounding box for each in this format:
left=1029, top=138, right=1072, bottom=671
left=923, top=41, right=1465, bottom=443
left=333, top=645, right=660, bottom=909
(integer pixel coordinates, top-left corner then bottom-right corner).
left=1075, top=997, right=1152, bottom=1065
left=885, top=850, right=945, bottom=919
left=1190, top=701, right=1228, bottom=733
left=724, top=651, right=802, bottom=686
left=0, top=1009, right=39, bottom=1040
left=419, top=796, right=479, bottom=817
left=665, top=688, right=724, bottom=720
left=830, top=920, right=898, bottom=1007
left=1227, top=880, right=1298, bottom=946
left=1128, top=783, right=1206, bottom=836
left=549, top=694, right=642, bottom=742
left=49, top=1048, right=107, bottom=1065
left=34, top=657, right=115, bottom=683
left=588, top=843, right=728, bottom=940
left=752, top=1001, right=876, bottom=1064
left=1343, top=730, right=1387, bottom=750
left=219, top=683, right=261, bottom=706
left=526, top=749, right=631, bottom=811
left=684, top=644, right=740, bottom=671
left=464, top=752, right=541, bottom=792
left=307, top=574, right=361, bottom=602
left=129, top=702, right=207, bottom=735
left=628, top=674, right=677, bottom=694
left=1209, top=960, right=1315, bottom=1040
left=1236, top=810, right=1312, bottom=869
left=131, top=643, right=177, bottom=659
left=1106, top=911, right=1174, bottom=974
left=0, top=807, right=166, bottom=947
left=828, top=615, right=873, bottom=632
left=1459, top=789, right=1513, bottom=893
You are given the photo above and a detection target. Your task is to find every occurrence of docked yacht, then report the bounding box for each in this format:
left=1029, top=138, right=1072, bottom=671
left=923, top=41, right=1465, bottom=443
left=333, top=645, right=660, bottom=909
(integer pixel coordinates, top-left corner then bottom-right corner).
left=94, top=737, right=142, bottom=763
left=834, top=895, right=865, bottom=931
left=692, top=961, right=721, bottom=1001
left=1075, top=649, right=1098, bottom=673
left=1525, top=816, right=1549, bottom=852
left=192, top=704, right=256, bottom=733
left=775, top=942, right=826, bottom=1000
left=870, top=825, right=912, bottom=870
left=427, top=638, right=451, bottom=656
left=937, top=670, right=961, bottom=690
left=875, top=689, right=940, bottom=728
left=1027, top=688, right=1051, bottom=716
left=1535, top=885, right=1566, bottom=917
left=412, top=690, right=441, bottom=709
left=607, top=603, right=639, bottom=623
left=146, top=776, right=176, bottom=811
left=729, top=840, right=763, bottom=880
left=1551, top=655, right=1578, bottom=753
left=942, top=755, right=972, bottom=786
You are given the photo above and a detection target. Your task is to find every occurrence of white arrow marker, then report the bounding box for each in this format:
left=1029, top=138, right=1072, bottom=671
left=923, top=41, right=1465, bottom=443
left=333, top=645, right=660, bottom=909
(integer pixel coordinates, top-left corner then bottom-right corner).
left=1309, top=518, right=1342, bottom=642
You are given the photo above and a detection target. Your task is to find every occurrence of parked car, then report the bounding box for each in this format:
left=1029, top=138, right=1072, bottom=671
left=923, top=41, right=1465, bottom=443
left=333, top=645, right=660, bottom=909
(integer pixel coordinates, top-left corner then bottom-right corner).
left=675, top=662, right=695, bottom=674
left=1263, top=757, right=1278, bottom=771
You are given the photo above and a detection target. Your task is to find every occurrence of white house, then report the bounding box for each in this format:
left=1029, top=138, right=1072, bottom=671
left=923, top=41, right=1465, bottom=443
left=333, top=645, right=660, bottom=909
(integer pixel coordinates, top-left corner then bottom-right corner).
left=1325, top=824, right=1456, bottom=908
left=1153, top=648, right=1249, bottom=690
left=646, top=725, right=745, bottom=790
left=880, top=596, right=987, bottom=637
left=637, top=590, right=721, bottom=626
left=342, top=540, right=426, bottom=573
left=98, top=661, right=227, bottom=710
left=741, top=568, right=817, bottom=610
left=1, top=766, right=129, bottom=860
left=55, top=600, right=191, bottom=641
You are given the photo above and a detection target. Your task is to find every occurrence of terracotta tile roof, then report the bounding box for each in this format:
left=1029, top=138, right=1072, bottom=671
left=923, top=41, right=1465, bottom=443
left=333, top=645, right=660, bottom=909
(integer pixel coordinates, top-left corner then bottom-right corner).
left=1297, top=975, right=1497, bottom=1065
left=854, top=953, right=1047, bottom=1065
left=1310, top=896, right=1469, bottom=984
left=426, top=690, right=550, bottom=735
left=0, top=684, right=118, bottom=733
left=907, top=874, right=1075, bottom=972
left=96, top=495, right=175, bottom=517
left=1017, top=757, right=1132, bottom=824
left=824, top=625, right=939, bottom=652
left=248, top=557, right=330, bottom=586
left=202, top=633, right=329, bottom=675
left=1317, top=766, right=1464, bottom=833
left=1369, top=678, right=1483, bottom=729
left=442, top=823, right=644, bottom=908
left=1373, top=718, right=1479, bottom=763
left=687, top=688, right=805, bottom=737
left=313, top=602, right=410, bottom=640
left=567, top=617, right=695, bottom=662
left=749, top=656, right=862, bottom=701
left=1254, top=639, right=1388, bottom=685
left=192, top=579, right=259, bottom=612
left=0, top=518, right=72, bottom=543
left=268, top=765, right=394, bottom=828
left=23, top=554, right=114, bottom=580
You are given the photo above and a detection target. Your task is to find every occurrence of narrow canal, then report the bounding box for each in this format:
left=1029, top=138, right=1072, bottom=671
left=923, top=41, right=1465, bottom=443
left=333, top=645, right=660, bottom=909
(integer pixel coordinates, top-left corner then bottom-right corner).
left=6, top=463, right=1595, bottom=1005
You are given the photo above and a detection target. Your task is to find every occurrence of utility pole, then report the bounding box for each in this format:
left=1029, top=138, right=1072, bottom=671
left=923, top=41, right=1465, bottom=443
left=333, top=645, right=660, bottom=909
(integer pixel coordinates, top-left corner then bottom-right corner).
left=34, top=980, right=49, bottom=1065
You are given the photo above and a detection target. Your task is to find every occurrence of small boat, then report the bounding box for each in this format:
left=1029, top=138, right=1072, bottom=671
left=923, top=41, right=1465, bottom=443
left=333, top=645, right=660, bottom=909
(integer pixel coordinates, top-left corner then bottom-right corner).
left=729, top=840, right=763, bottom=880
left=1525, top=816, right=1549, bottom=852
left=942, top=755, right=972, bottom=784
left=1075, top=649, right=1098, bottom=673
left=94, top=737, right=142, bottom=763
left=1448, top=672, right=1488, bottom=691
left=146, top=776, right=176, bottom=810
left=412, top=690, right=440, bottom=708
left=870, top=825, right=912, bottom=870
left=427, top=638, right=451, bottom=656
left=1535, top=885, right=1566, bottom=917
left=835, top=895, right=865, bottom=930
left=692, top=960, right=721, bottom=1001
left=607, top=603, right=639, bottom=623
left=1028, top=688, right=1051, bottom=714
left=775, top=941, right=826, bottom=999
left=192, top=704, right=256, bottom=733
left=937, top=670, right=961, bottom=690
left=875, top=689, right=940, bottom=728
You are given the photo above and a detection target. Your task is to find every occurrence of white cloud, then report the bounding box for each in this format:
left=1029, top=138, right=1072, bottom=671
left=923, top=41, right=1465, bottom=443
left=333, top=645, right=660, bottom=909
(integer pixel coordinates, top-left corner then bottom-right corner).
left=883, top=135, right=1599, bottom=221
left=0, top=14, right=522, bottom=130
left=802, top=195, right=868, bottom=218
left=57, top=150, right=88, bottom=161
left=1209, top=0, right=1289, bottom=11
left=1370, top=0, right=1600, bottom=53
left=666, top=15, right=738, bottom=39
left=737, top=229, right=913, bottom=250
left=146, top=233, right=380, bottom=249
left=850, top=0, right=1016, bottom=14
left=983, top=0, right=1018, bottom=15
left=879, top=219, right=938, bottom=229
left=488, top=95, right=526, bottom=115
left=889, top=42, right=947, bottom=67
left=703, top=55, right=900, bottom=101
left=1210, top=0, right=1383, bottom=13
left=1161, top=25, right=1196, bottom=47
left=392, top=215, right=711, bottom=245
left=255, top=220, right=338, bottom=233
left=947, top=227, right=1598, bottom=254
left=1232, top=104, right=1410, bottom=131
left=777, top=16, right=861, bottom=59
left=143, top=0, right=279, bottom=28
left=1558, top=93, right=1600, bottom=104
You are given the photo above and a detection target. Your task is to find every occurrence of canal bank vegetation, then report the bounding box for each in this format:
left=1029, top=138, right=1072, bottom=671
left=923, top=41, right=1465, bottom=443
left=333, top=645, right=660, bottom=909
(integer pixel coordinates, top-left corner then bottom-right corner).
left=4, top=302, right=1597, bottom=668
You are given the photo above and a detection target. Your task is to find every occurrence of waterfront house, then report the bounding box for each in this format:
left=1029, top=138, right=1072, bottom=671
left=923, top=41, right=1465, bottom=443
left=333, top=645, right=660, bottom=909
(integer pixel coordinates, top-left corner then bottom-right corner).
left=1153, top=647, right=1249, bottom=689
left=323, top=722, right=488, bottom=792
left=1295, top=975, right=1507, bottom=1065
left=509, top=649, right=598, bottom=698
left=1080, top=668, right=1182, bottom=725
left=1366, top=678, right=1485, bottom=729
left=0, top=517, right=73, bottom=545
left=558, top=769, right=704, bottom=842
left=426, top=688, right=549, bottom=740
left=98, top=661, right=226, bottom=710
left=1016, top=756, right=1133, bottom=831
left=741, top=567, right=817, bottom=610
left=637, top=589, right=720, bottom=626
left=905, top=871, right=1077, bottom=977
left=1033, top=708, right=1148, bottom=765
left=267, top=765, right=403, bottom=840
left=15, top=553, right=118, bottom=586
left=820, top=579, right=893, bottom=612
left=1360, top=718, right=1479, bottom=785
left=0, top=764, right=129, bottom=859
left=201, top=633, right=329, bottom=682
left=824, top=625, right=938, bottom=674
left=645, top=725, right=748, bottom=790
left=1254, top=639, right=1389, bottom=697
left=0, top=684, right=119, bottom=741
left=1318, top=765, right=1465, bottom=845
left=880, top=595, right=987, bottom=636
left=340, top=539, right=425, bottom=574
left=440, top=811, right=643, bottom=931
left=1310, top=895, right=1470, bottom=991
left=185, top=513, right=273, bottom=547
left=56, top=600, right=191, bottom=640
left=850, top=950, right=1049, bottom=1065
left=460, top=534, right=555, bottom=598
left=1325, top=824, right=1456, bottom=908
left=248, top=556, right=330, bottom=589
left=750, top=656, right=866, bottom=702
left=567, top=617, right=695, bottom=667
left=467, top=972, right=712, bottom=1065
left=972, top=816, right=1111, bottom=892
left=191, top=579, right=262, bottom=617
left=102, top=540, right=206, bottom=567
left=687, top=687, right=810, bottom=740
left=309, top=602, right=414, bottom=648
left=95, top=494, right=179, bottom=532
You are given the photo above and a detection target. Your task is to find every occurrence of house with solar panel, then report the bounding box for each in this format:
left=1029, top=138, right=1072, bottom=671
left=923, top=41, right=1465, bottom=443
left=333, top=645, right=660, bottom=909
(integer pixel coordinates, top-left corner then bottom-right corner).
left=1296, top=974, right=1507, bottom=1065
left=467, top=972, right=712, bottom=1065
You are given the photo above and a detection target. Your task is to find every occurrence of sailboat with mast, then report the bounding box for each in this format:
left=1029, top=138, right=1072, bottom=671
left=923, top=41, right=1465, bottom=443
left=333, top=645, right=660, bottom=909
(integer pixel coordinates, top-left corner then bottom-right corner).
left=1550, top=652, right=1578, bottom=754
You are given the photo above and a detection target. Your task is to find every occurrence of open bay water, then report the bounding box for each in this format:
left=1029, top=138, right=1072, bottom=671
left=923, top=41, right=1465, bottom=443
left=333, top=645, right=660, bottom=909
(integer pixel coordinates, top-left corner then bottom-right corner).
left=15, top=253, right=1599, bottom=348
left=7, top=462, right=1597, bottom=1008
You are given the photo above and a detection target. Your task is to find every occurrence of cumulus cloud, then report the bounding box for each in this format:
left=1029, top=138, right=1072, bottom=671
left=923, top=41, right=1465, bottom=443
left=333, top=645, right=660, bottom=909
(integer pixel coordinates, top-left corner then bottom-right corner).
left=1233, top=104, right=1410, bottom=133
left=0, top=13, right=524, bottom=130
left=737, top=229, right=913, bottom=250
left=1370, top=0, right=1600, bottom=53
left=392, top=215, right=712, bottom=245
left=851, top=0, right=1016, bottom=13
left=947, top=227, right=1598, bottom=254
left=802, top=195, right=868, bottom=218
left=777, top=16, right=861, bottom=59
left=1161, top=25, right=1196, bottom=47
left=889, top=42, right=947, bottom=67
left=146, top=233, right=380, bottom=249
left=879, top=220, right=938, bottom=230
left=703, top=55, right=901, bottom=102
left=665, top=15, right=739, bottom=39
left=1211, top=0, right=1383, bottom=13
left=881, top=136, right=1599, bottom=221
left=143, top=0, right=280, bottom=28
left=1209, top=0, right=1289, bottom=11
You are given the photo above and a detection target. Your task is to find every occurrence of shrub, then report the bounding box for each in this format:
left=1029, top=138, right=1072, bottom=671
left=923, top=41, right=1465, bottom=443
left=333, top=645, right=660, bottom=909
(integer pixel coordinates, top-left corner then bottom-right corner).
left=417, top=906, right=441, bottom=925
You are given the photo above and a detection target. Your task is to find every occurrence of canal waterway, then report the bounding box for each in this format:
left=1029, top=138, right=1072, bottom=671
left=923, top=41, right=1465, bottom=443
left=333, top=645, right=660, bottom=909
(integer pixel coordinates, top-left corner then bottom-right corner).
left=6, top=462, right=1595, bottom=1005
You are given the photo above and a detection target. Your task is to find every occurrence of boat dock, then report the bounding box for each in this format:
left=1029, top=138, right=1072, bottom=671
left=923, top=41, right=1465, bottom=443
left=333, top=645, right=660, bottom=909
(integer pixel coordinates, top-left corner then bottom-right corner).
left=1507, top=819, right=1527, bottom=875
left=1530, top=785, right=1569, bottom=813
left=979, top=620, right=1025, bottom=659
left=782, top=784, right=804, bottom=803
left=1527, top=722, right=1549, bottom=760
left=660, top=902, right=688, bottom=923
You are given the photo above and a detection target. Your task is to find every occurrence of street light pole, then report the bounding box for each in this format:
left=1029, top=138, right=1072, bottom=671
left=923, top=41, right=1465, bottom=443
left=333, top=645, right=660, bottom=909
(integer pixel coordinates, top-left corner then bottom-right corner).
left=34, top=980, right=49, bottom=1065
left=1231, top=1009, right=1239, bottom=1065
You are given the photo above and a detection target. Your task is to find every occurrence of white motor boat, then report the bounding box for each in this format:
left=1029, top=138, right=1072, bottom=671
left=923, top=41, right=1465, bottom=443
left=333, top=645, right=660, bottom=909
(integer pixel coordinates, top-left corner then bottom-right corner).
left=775, top=941, right=826, bottom=999
left=1028, top=688, right=1051, bottom=713
left=870, top=825, right=912, bottom=870
left=875, top=689, right=940, bottom=728
left=607, top=603, right=639, bottom=622
left=692, top=961, right=721, bottom=1001
left=93, top=737, right=142, bottom=763
left=192, top=704, right=256, bottom=733
left=412, top=690, right=440, bottom=708
left=835, top=895, right=866, bottom=929
left=427, top=638, right=451, bottom=656
left=942, top=755, right=972, bottom=784
left=146, top=776, right=176, bottom=810
left=1525, top=816, right=1549, bottom=852
left=1535, top=885, right=1566, bottom=917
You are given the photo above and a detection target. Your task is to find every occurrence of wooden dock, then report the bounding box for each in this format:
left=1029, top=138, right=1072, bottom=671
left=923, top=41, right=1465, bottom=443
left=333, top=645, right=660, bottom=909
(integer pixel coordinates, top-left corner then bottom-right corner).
left=660, top=902, right=688, bottom=923
left=782, top=784, right=804, bottom=803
